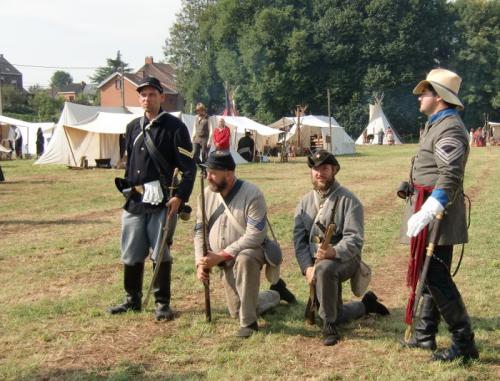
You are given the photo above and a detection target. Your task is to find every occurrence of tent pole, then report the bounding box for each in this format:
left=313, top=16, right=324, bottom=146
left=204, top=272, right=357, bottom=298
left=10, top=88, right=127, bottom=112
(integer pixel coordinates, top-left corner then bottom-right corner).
left=63, top=126, right=78, bottom=166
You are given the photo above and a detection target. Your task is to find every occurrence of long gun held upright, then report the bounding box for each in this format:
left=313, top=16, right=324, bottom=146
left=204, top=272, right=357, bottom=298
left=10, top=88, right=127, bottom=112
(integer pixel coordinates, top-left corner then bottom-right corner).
left=305, top=223, right=336, bottom=324
left=143, top=168, right=179, bottom=308
left=199, top=168, right=212, bottom=322
left=404, top=211, right=444, bottom=342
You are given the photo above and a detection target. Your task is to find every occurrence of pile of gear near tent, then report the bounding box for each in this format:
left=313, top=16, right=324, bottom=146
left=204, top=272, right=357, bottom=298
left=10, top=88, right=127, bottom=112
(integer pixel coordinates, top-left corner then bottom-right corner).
left=269, top=115, right=356, bottom=155
left=355, top=96, right=402, bottom=145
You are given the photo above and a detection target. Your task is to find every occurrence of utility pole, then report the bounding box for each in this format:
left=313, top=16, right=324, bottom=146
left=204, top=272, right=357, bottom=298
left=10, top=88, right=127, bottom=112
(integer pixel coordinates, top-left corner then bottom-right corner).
left=120, top=65, right=125, bottom=109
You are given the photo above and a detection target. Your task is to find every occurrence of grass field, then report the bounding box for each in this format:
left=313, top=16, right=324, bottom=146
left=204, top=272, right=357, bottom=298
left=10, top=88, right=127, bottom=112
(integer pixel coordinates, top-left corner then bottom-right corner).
left=0, top=145, right=498, bottom=380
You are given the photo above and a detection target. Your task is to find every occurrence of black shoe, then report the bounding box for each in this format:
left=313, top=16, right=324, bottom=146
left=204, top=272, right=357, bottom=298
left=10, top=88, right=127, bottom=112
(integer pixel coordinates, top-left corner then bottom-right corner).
left=270, top=278, right=297, bottom=304
left=153, top=261, right=174, bottom=321
left=431, top=344, right=479, bottom=363
left=323, top=322, right=340, bottom=346
left=237, top=321, right=259, bottom=338
left=155, top=303, right=175, bottom=321
left=107, top=297, right=141, bottom=314
left=107, top=263, right=144, bottom=314
left=399, top=337, right=437, bottom=351
left=362, top=291, right=390, bottom=316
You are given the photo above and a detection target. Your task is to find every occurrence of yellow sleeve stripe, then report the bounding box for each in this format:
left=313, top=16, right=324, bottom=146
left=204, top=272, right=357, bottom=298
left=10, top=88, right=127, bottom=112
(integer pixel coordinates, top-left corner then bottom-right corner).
left=178, top=146, right=194, bottom=159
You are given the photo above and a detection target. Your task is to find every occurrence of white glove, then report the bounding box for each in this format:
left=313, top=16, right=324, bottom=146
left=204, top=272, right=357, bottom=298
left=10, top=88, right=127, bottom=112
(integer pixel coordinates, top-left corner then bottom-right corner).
left=406, top=196, right=444, bottom=238
left=142, top=180, right=164, bottom=205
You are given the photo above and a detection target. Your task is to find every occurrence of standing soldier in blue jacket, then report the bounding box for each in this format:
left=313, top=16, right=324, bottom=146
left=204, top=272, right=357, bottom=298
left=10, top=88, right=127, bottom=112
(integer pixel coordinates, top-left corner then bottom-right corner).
left=107, top=76, right=196, bottom=321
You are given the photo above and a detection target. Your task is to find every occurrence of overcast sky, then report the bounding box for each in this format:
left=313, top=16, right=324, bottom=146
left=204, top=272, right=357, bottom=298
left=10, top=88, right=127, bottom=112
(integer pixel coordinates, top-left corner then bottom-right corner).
left=1, top=0, right=183, bottom=88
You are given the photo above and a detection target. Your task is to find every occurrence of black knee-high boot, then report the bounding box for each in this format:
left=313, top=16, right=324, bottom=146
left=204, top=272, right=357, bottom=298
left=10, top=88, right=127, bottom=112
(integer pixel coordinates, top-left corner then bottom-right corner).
left=401, top=292, right=439, bottom=350
left=153, top=261, right=174, bottom=321
left=107, top=262, right=144, bottom=314
left=432, top=297, right=478, bottom=362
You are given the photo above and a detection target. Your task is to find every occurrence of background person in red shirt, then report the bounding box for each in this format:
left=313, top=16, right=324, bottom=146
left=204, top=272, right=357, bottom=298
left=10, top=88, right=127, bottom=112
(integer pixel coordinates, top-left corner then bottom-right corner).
left=213, top=118, right=231, bottom=151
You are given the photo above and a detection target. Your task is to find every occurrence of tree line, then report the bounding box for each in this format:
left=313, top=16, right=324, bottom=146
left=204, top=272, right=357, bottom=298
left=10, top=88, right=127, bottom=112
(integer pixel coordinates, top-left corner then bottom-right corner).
left=165, top=0, right=499, bottom=139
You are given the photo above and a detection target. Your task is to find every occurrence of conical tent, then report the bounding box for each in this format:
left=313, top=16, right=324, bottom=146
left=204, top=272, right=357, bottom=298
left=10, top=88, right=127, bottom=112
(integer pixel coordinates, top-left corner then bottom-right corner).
left=356, top=96, right=402, bottom=145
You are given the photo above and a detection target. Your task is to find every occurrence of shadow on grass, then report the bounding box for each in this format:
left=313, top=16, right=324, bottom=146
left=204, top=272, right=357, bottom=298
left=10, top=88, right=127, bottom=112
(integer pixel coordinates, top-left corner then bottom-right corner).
left=14, top=364, right=207, bottom=381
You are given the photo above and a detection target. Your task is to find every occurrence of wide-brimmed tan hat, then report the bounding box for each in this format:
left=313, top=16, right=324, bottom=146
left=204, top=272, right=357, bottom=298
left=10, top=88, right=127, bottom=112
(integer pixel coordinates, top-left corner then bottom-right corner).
left=413, top=68, right=464, bottom=110
left=195, top=102, right=206, bottom=112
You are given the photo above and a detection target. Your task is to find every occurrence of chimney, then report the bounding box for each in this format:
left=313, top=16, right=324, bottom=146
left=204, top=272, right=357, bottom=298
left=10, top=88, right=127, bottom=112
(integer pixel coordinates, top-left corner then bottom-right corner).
left=145, top=56, right=154, bottom=65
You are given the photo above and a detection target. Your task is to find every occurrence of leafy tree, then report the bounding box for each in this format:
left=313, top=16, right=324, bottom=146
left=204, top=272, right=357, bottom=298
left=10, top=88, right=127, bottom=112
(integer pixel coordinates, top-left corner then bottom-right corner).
left=50, top=71, right=73, bottom=90
left=30, top=90, right=64, bottom=121
left=451, top=0, right=500, bottom=127
left=90, top=50, right=131, bottom=84
left=1, top=85, right=30, bottom=113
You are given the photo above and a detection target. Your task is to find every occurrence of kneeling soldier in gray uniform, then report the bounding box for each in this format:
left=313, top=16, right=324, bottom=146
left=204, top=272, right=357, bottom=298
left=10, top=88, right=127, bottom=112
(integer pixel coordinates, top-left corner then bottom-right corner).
left=194, top=151, right=296, bottom=337
left=294, top=150, right=389, bottom=346
left=107, top=76, right=196, bottom=321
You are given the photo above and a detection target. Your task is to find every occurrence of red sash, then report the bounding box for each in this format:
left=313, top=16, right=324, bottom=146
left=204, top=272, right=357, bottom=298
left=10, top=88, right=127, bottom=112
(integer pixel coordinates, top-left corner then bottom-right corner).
left=405, top=183, right=434, bottom=325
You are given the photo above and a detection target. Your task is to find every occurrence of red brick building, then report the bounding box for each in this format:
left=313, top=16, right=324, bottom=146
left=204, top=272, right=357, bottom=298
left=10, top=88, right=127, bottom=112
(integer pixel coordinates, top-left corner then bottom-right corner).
left=98, top=56, right=182, bottom=111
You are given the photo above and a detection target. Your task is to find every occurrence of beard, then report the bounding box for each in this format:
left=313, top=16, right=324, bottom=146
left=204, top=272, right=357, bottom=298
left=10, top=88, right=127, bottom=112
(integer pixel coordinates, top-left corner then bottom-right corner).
left=312, top=175, right=335, bottom=192
left=208, top=177, right=228, bottom=193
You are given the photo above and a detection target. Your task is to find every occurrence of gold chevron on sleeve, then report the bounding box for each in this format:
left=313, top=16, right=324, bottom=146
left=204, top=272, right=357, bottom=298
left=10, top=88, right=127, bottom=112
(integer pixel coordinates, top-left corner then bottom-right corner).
left=178, top=146, right=194, bottom=158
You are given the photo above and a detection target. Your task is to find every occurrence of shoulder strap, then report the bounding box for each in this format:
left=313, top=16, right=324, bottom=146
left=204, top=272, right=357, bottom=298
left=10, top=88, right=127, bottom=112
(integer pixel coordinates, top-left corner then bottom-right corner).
left=217, top=193, right=246, bottom=235
left=141, top=112, right=169, bottom=174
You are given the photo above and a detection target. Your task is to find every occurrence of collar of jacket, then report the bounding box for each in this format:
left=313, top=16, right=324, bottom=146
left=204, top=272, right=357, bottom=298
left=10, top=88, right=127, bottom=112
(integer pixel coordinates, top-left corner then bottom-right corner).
left=143, top=108, right=165, bottom=126
left=428, top=108, right=459, bottom=126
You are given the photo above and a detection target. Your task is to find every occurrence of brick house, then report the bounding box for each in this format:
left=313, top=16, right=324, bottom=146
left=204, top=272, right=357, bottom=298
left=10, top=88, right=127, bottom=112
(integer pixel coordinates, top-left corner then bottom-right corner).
left=98, top=56, right=182, bottom=111
left=56, top=82, right=86, bottom=102
left=0, top=54, right=23, bottom=90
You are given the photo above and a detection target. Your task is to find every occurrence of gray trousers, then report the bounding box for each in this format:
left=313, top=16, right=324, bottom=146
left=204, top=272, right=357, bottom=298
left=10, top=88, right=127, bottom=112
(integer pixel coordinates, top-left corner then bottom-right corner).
left=221, top=248, right=266, bottom=327
left=315, top=258, right=366, bottom=324
left=120, top=209, right=176, bottom=265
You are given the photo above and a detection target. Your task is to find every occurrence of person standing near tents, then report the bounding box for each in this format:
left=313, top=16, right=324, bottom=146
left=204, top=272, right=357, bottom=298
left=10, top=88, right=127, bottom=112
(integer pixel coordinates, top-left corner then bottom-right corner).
left=193, top=103, right=210, bottom=164
left=387, top=128, right=395, bottom=145
left=14, top=126, right=23, bottom=159
left=36, top=127, right=45, bottom=158
left=400, top=68, right=478, bottom=362
left=237, top=131, right=254, bottom=162
left=107, top=76, right=196, bottom=321
left=213, top=118, right=231, bottom=151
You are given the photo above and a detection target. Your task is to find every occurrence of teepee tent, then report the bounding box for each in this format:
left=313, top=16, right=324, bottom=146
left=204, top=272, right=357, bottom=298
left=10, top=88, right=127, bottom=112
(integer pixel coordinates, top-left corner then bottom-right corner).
left=356, top=96, right=402, bottom=145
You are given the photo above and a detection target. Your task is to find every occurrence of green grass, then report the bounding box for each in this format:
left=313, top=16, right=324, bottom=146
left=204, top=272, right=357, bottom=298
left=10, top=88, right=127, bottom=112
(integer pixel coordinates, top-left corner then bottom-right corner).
left=0, top=145, right=498, bottom=380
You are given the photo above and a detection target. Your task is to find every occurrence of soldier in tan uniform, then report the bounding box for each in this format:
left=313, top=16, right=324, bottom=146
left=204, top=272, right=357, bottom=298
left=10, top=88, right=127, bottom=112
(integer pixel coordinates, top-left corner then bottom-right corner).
left=194, top=151, right=295, bottom=337
left=400, top=69, right=478, bottom=362
left=294, top=150, right=389, bottom=346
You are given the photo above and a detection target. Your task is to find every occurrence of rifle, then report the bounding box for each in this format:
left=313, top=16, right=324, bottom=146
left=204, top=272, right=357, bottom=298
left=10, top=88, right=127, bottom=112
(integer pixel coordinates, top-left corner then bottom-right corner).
left=305, top=223, right=335, bottom=324
left=143, top=168, right=179, bottom=308
left=404, top=211, right=444, bottom=342
left=199, top=167, right=212, bottom=322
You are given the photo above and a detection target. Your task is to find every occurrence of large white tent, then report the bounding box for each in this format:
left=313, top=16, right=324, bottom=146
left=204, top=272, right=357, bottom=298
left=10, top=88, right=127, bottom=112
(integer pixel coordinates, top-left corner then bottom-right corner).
left=0, top=115, right=55, bottom=156
left=35, top=103, right=135, bottom=166
left=355, top=97, right=402, bottom=145
left=269, top=115, right=356, bottom=155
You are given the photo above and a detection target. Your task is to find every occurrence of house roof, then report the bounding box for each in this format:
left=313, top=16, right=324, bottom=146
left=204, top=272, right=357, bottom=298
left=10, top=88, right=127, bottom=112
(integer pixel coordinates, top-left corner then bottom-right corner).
left=0, top=54, right=22, bottom=76
left=97, top=61, right=178, bottom=94
left=57, top=83, right=86, bottom=94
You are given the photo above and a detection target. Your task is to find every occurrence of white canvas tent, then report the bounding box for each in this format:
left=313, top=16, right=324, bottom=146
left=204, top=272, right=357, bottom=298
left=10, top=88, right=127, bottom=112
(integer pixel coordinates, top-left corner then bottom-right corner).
left=36, top=103, right=215, bottom=167
left=488, top=121, right=500, bottom=140
left=356, top=97, right=402, bottom=145
left=0, top=115, right=55, bottom=156
left=269, top=115, right=356, bottom=155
